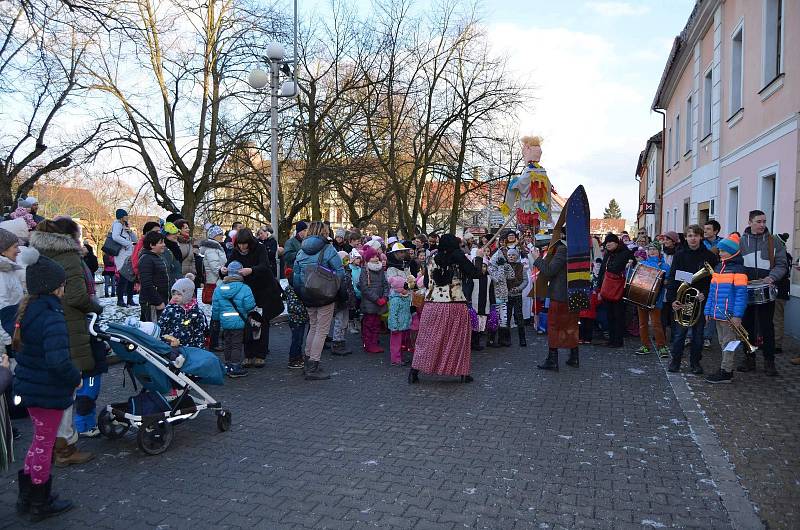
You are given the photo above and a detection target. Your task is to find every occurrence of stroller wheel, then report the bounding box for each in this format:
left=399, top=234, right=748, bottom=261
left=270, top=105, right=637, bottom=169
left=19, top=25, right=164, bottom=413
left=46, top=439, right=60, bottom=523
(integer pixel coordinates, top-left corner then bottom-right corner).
left=98, top=410, right=129, bottom=439
left=137, top=420, right=174, bottom=455
left=216, top=410, right=232, bottom=432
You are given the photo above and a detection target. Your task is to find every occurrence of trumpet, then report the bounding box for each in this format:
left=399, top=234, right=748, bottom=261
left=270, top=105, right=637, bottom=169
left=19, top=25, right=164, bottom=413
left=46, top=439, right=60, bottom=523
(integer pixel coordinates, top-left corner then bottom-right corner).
left=724, top=312, right=758, bottom=354
left=673, top=262, right=714, bottom=327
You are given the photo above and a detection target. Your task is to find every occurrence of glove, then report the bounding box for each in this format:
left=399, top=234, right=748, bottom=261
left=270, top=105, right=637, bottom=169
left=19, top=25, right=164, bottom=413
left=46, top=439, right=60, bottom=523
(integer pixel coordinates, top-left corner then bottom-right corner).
left=377, top=297, right=387, bottom=306
left=496, top=257, right=507, bottom=266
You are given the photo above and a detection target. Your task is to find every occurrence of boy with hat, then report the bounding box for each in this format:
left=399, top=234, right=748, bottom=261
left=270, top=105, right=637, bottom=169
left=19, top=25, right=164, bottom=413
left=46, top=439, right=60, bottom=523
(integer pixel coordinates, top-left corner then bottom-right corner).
left=283, top=221, right=308, bottom=269
left=703, top=233, right=748, bottom=383
left=211, top=261, right=256, bottom=378
left=635, top=241, right=671, bottom=357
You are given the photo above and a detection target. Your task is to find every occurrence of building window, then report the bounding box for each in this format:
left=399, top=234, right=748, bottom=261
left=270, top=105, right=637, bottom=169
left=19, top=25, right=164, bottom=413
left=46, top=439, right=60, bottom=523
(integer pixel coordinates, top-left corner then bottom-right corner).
left=667, top=127, right=673, bottom=167
left=763, top=0, right=784, bottom=84
left=685, top=96, right=693, bottom=153
left=727, top=185, right=739, bottom=233
left=683, top=201, right=690, bottom=229
left=666, top=210, right=670, bottom=232
left=673, top=207, right=678, bottom=230
left=730, top=25, right=744, bottom=116
left=674, top=115, right=680, bottom=165
left=760, top=173, right=777, bottom=228
left=703, top=69, right=713, bottom=137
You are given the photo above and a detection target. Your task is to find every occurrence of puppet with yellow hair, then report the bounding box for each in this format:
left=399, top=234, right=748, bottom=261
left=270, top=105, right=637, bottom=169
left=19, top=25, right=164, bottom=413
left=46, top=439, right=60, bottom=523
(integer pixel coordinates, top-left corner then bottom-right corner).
left=501, top=136, right=552, bottom=228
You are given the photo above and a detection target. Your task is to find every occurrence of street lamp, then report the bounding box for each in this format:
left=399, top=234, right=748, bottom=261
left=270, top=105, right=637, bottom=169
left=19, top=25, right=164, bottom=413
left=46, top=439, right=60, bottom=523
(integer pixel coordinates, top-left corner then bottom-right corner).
left=249, top=2, right=298, bottom=276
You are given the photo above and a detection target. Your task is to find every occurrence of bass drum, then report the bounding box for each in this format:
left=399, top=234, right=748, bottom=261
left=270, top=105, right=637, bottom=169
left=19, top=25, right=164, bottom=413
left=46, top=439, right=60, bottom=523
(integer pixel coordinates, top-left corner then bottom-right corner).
left=624, top=263, right=665, bottom=309
left=746, top=280, right=777, bottom=305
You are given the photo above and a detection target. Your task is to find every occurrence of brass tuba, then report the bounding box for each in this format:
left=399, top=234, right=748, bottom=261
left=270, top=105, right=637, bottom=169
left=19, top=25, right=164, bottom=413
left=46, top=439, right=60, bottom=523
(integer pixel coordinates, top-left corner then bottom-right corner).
left=673, top=262, right=714, bottom=327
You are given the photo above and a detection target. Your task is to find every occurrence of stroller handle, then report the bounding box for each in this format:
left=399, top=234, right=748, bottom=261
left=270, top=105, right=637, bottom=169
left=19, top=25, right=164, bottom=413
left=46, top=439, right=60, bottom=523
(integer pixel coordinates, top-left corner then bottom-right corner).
left=88, top=312, right=133, bottom=350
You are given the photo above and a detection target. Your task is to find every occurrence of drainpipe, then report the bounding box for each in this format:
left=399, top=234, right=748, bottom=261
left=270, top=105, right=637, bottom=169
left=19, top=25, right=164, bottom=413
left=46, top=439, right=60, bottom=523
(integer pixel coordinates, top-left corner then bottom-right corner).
left=654, top=108, right=667, bottom=235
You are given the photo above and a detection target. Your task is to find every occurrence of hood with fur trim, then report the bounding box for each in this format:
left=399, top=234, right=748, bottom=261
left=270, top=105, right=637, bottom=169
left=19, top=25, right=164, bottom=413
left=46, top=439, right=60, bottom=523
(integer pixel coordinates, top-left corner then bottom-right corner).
left=30, top=230, right=81, bottom=256
left=199, top=238, right=224, bottom=251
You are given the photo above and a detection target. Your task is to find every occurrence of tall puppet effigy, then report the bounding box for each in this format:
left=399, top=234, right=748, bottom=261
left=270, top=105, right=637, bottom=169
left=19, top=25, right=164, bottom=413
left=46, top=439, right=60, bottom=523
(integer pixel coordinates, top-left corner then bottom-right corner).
left=501, top=136, right=551, bottom=230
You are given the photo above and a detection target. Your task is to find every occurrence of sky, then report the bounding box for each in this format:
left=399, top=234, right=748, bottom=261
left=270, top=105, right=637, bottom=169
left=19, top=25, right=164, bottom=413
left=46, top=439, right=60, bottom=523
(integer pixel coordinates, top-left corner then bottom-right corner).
left=295, top=0, right=696, bottom=223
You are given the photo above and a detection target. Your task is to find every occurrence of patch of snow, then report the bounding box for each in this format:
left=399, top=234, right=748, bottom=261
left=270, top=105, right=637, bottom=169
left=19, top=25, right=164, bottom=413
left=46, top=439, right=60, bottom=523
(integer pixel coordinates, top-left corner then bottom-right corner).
left=557, top=435, right=572, bottom=440
left=605, top=451, right=614, bottom=458
left=362, top=460, right=379, bottom=465
left=464, top=488, right=477, bottom=494
left=627, top=368, right=645, bottom=375
left=641, top=520, right=666, bottom=528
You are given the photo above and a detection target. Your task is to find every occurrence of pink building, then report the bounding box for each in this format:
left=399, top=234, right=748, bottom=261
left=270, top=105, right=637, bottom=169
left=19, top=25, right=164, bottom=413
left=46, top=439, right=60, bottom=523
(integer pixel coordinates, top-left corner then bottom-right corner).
left=651, top=0, right=800, bottom=337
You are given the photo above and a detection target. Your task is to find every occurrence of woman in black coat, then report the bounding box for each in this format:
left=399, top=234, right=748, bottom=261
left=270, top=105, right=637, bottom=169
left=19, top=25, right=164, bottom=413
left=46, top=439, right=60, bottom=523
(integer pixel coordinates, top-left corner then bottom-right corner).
left=598, top=233, right=634, bottom=348
left=223, top=229, right=283, bottom=365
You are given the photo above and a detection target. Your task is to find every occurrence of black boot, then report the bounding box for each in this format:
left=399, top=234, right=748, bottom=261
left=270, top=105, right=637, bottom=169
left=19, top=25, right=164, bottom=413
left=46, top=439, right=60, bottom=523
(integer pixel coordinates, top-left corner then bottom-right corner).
left=737, top=352, right=756, bottom=372
left=471, top=331, right=484, bottom=351
left=459, top=374, right=474, bottom=383
left=304, top=360, right=331, bottom=380
left=487, top=331, right=498, bottom=348
left=407, top=368, right=419, bottom=384
left=518, top=326, right=527, bottom=347
left=566, top=347, right=579, bottom=367
left=500, top=327, right=512, bottom=347
left=764, top=356, right=778, bottom=377
left=28, top=477, right=72, bottom=522
left=17, top=470, right=31, bottom=515
left=537, top=348, right=559, bottom=371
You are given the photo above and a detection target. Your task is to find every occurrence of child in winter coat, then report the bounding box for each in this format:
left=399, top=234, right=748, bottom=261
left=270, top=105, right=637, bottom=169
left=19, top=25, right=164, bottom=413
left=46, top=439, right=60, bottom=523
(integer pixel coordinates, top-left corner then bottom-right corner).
left=635, top=242, right=671, bottom=356
left=489, top=249, right=515, bottom=347
left=358, top=245, right=388, bottom=354
left=331, top=251, right=357, bottom=356
left=704, top=234, right=749, bottom=384
left=102, top=253, right=116, bottom=298
left=158, top=278, right=208, bottom=349
left=13, top=256, right=79, bottom=521
left=387, top=276, right=412, bottom=365
left=348, top=249, right=363, bottom=334
left=211, top=261, right=256, bottom=378
left=464, top=260, right=496, bottom=349
left=283, top=268, right=309, bottom=369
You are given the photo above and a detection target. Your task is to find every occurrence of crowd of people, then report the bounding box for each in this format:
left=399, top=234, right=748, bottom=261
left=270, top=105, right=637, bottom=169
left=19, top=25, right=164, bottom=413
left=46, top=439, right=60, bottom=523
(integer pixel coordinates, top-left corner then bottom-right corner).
left=0, top=194, right=798, bottom=522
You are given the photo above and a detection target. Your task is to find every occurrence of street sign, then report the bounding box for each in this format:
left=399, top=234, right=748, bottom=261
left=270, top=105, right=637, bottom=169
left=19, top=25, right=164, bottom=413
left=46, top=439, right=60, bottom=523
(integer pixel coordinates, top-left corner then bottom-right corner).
left=642, top=202, right=656, bottom=215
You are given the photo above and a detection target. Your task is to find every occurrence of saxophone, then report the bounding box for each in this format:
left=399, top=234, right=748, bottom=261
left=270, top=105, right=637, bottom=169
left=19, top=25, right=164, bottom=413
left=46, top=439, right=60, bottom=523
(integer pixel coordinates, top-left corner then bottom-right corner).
left=673, top=262, right=714, bottom=327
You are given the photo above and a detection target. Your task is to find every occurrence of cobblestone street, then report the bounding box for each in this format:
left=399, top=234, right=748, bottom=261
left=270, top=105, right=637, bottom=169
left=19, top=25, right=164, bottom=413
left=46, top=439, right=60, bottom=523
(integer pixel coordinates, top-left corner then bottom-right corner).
left=7, top=320, right=793, bottom=529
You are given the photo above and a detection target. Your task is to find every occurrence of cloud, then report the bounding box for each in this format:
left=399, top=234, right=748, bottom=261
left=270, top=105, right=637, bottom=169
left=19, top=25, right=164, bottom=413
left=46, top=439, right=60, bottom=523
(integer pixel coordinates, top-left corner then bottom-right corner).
left=487, top=23, right=657, bottom=221
left=586, top=2, right=650, bottom=17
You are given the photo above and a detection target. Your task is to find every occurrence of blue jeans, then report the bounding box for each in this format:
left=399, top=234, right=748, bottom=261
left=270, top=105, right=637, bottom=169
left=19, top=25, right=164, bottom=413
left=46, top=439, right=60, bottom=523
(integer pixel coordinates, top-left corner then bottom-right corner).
left=671, top=319, right=704, bottom=366
left=703, top=316, right=716, bottom=341
left=289, top=324, right=306, bottom=361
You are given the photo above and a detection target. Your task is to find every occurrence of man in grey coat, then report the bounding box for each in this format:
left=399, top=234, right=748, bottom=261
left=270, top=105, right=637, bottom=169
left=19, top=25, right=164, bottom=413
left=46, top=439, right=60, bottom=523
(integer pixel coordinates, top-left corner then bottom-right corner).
left=738, top=209, right=788, bottom=376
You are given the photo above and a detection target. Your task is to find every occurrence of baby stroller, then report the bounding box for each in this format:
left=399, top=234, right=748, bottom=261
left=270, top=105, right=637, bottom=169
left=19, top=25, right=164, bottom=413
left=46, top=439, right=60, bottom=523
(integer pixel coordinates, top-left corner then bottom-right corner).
left=89, top=314, right=231, bottom=455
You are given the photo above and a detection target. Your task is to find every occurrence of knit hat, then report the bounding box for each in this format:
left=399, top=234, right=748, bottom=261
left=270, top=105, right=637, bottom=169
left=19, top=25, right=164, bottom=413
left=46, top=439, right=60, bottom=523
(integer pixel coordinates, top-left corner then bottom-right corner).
left=163, top=222, right=179, bottom=235
left=662, top=231, right=680, bottom=244
left=165, top=213, right=183, bottom=224
left=349, top=248, right=362, bottom=262
left=717, top=233, right=741, bottom=256
left=116, top=209, right=128, bottom=220
left=295, top=221, right=308, bottom=233
left=27, top=196, right=38, bottom=205
left=361, top=245, right=378, bottom=262
left=0, top=218, right=29, bottom=242
left=26, top=255, right=66, bottom=295
left=388, top=276, right=406, bottom=291
left=171, top=278, right=196, bottom=304
left=334, top=228, right=346, bottom=239
left=646, top=241, right=662, bottom=253
left=387, top=236, right=398, bottom=246
left=0, top=228, right=18, bottom=253
left=778, top=233, right=790, bottom=244
left=366, top=240, right=382, bottom=251
left=17, top=197, right=35, bottom=210
left=463, top=231, right=474, bottom=241
left=227, top=260, right=243, bottom=278
left=603, top=233, right=620, bottom=245
left=506, top=247, right=520, bottom=260
left=206, top=224, right=224, bottom=240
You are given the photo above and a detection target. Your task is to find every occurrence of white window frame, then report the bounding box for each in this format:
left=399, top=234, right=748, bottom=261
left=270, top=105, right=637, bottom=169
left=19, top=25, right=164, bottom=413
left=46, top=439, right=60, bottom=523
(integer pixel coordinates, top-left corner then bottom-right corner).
left=673, top=207, right=678, bottom=231
left=674, top=114, right=681, bottom=166
left=665, top=210, right=670, bottom=233
left=762, top=0, right=784, bottom=87
left=729, top=21, right=744, bottom=119
left=757, top=163, right=780, bottom=230
left=702, top=67, right=713, bottom=139
left=685, top=95, right=693, bottom=154
left=727, top=180, right=740, bottom=234
left=667, top=127, right=673, bottom=167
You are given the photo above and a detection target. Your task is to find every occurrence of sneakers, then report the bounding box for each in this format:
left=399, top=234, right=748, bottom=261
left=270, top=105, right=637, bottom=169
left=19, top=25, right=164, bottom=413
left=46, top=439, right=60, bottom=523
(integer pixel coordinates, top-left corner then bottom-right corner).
left=703, top=338, right=711, bottom=349
left=705, top=369, right=733, bottom=384
left=225, top=363, right=249, bottom=378
left=635, top=346, right=652, bottom=355
left=667, top=359, right=681, bottom=373
left=684, top=337, right=691, bottom=347
left=287, top=359, right=304, bottom=369
left=657, top=346, right=670, bottom=358
left=242, top=358, right=254, bottom=368
left=78, top=427, right=101, bottom=439
left=690, top=363, right=704, bottom=375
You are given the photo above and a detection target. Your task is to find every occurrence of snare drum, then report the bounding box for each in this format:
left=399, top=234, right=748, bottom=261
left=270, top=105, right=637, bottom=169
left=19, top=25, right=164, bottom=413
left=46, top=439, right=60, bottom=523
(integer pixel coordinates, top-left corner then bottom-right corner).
left=746, top=280, right=777, bottom=305
left=624, top=263, right=665, bottom=309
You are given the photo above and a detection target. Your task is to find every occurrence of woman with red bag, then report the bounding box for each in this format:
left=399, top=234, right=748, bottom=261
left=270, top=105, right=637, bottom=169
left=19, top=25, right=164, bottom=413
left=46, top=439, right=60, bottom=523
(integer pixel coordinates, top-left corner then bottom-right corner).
left=598, top=233, right=633, bottom=348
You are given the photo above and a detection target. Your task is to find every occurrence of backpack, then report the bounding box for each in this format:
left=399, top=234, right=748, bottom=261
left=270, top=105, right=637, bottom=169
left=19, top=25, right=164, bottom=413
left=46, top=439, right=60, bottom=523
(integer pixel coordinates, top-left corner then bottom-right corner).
left=302, top=247, right=341, bottom=307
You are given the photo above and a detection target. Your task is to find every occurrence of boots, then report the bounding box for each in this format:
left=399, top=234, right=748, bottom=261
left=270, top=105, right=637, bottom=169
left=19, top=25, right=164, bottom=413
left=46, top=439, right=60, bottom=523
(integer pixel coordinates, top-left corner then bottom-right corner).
left=304, top=360, right=331, bottom=380
left=487, top=331, right=499, bottom=348
left=407, top=368, right=420, bottom=384
left=16, top=470, right=31, bottom=514
left=53, top=438, right=94, bottom=467
left=28, top=477, right=73, bottom=522
left=737, top=352, right=756, bottom=372
left=471, top=331, right=484, bottom=351
left=517, top=326, right=527, bottom=347
left=764, top=356, right=778, bottom=377
left=537, top=348, right=559, bottom=371
left=499, top=327, right=512, bottom=347
left=566, top=347, right=579, bottom=368
left=330, top=340, right=352, bottom=356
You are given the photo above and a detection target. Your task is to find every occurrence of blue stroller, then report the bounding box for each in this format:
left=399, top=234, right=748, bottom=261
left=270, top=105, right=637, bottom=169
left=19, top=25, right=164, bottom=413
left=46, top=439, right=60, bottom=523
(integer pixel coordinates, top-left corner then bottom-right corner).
left=89, top=315, right=231, bottom=455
